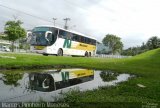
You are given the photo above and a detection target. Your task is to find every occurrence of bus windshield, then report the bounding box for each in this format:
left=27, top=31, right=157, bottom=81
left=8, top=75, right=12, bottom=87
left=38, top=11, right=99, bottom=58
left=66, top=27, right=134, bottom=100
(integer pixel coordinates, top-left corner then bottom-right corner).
left=30, top=27, right=58, bottom=46
left=31, top=31, right=48, bottom=46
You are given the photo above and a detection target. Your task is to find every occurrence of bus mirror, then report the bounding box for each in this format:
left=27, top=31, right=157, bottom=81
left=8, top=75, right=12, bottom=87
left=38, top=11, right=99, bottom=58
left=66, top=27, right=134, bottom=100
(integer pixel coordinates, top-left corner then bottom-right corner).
left=45, top=31, right=52, bottom=42
left=26, top=31, right=32, bottom=43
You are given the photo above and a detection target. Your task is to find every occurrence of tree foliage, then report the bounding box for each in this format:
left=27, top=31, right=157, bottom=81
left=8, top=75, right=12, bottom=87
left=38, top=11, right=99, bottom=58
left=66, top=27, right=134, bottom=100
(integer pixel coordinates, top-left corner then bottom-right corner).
left=102, top=34, right=123, bottom=54
left=4, top=20, right=26, bottom=52
left=122, top=46, right=148, bottom=56
left=122, top=36, right=160, bottom=56
left=146, top=36, right=160, bottom=50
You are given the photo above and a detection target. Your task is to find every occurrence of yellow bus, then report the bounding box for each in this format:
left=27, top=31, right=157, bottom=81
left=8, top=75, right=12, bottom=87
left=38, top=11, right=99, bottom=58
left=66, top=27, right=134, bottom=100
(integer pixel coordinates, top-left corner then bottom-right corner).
left=29, top=25, right=97, bottom=56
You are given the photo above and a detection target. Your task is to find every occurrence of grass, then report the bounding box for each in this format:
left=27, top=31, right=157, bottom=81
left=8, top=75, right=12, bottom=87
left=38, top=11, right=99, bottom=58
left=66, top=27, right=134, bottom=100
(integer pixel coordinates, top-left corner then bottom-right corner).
left=0, top=48, right=160, bottom=107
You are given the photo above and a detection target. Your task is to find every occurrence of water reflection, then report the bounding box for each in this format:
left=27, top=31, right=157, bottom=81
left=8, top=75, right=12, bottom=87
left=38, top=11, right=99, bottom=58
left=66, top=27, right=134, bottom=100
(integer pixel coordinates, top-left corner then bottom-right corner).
left=28, top=69, right=94, bottom=92
left=100, top=71, right=119, bottom=82
left=0, top=68, right=132, bottom=102
left=2, top=72, right=23, bottom=87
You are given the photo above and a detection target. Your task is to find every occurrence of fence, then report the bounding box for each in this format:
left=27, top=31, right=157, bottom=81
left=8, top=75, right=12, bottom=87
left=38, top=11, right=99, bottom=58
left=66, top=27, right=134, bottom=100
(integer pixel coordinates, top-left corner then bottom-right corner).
left=93, top=54, right=132, bottom=58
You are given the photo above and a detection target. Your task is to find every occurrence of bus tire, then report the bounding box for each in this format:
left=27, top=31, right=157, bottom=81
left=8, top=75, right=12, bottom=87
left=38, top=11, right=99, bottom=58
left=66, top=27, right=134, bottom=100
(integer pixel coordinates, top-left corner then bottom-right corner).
left=57, top=48, right=63, bottom=56
left=85, top=52, right=88, bottom=57
left=89, top=52, right=91, bottom=57
left=43, top=54, right=48, bottom=56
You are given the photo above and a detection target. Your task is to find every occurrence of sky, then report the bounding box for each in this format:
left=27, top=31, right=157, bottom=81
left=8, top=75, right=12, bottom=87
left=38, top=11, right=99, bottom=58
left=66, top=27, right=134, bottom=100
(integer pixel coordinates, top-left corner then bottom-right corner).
left=0, top=0, right=160, bottom=49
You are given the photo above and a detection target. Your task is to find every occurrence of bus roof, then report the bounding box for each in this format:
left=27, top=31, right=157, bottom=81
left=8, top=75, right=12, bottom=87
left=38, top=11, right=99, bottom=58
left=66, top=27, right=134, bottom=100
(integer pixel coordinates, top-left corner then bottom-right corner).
left=35, top=25, right=97, bottom=40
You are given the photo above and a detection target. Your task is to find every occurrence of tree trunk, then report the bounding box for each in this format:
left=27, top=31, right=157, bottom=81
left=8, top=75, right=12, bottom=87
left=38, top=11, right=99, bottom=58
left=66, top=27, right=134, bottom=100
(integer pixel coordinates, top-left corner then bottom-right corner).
left=111, top=48, right=114, bottom=55
left=11, top=41, right=14, bottom=52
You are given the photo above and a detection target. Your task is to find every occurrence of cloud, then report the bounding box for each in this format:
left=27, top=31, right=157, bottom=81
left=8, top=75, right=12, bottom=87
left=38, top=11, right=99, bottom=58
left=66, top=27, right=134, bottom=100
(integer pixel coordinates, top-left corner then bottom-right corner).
left=85, top=0, right=160, bottom=48
left=0, top=0, right=160, bottom=48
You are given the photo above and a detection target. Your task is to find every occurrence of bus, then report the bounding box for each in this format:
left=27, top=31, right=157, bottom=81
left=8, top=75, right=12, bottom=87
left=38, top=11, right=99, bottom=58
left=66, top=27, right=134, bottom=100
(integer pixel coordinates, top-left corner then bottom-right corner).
left=29, top=25, right=97, bottom=56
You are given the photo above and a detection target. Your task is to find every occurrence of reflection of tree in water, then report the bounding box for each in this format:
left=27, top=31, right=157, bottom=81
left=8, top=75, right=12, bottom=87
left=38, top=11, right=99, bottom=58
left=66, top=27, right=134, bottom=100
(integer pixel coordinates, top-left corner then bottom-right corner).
left=100, top=71, right=119, bottom=82
left=2, top=73, right=23, bottom=87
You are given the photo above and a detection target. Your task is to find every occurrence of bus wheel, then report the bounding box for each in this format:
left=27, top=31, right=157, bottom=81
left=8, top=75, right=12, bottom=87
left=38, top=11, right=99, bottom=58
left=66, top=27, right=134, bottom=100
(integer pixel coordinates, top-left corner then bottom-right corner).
left=57, top=49, right=63, bottom=56
left=89, top=52, right=91, bottom=57
left=85, top=52, right=88, bottom=57
left=43, top=54, right=48, bottom=56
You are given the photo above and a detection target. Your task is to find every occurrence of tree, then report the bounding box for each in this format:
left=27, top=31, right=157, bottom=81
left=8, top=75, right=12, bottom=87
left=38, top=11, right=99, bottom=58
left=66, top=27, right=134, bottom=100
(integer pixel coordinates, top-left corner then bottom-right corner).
left=4, top=20, right=26, bottom=52
left=102, top=34, right=123, bottom=54
left=146, top=36, right=160, bottom=50
left=0, top=33, right=9, bottom=40
left=122, top=36, right=160, bottom=56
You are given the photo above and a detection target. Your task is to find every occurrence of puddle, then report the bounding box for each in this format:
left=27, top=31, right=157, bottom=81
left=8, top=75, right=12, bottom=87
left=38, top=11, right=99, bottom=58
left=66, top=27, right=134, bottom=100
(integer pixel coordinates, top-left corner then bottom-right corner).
left=0, top=68, right=133, bottom=102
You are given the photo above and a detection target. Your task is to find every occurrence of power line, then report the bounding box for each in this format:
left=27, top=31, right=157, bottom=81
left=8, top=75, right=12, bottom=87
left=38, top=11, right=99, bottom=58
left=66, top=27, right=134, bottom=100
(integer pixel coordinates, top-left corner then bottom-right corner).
left=64, top=0, right=114, bottom=19
left=0, top=4, right=53, bottom=23
left=89, top=0, right=115, bottom=13
left=68, top=0, right=112, bottom=13
left=0, top=4, right=64, bottom=27
left=63, top=0, right=89, bottom=13
left=0, top=17, right=38, bottom=31
left=0, top=14, right=36, bottom=26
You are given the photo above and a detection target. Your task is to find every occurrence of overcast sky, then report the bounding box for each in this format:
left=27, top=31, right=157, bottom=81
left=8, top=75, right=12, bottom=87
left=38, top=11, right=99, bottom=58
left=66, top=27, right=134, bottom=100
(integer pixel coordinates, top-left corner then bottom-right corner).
left=0, top=0, right=160, bottom=49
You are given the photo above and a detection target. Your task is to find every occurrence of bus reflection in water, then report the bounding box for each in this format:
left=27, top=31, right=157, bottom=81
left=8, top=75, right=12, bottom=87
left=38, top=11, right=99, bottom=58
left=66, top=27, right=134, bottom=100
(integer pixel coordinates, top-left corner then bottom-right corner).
left=28, top=69, right=94, bottom=92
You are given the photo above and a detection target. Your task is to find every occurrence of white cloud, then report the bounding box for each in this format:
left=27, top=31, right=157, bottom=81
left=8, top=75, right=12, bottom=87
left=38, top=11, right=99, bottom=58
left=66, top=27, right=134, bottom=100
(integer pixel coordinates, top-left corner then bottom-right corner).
left=0, top=0, right=160, bottom=48
left=85, top=0, right=160, bottom=48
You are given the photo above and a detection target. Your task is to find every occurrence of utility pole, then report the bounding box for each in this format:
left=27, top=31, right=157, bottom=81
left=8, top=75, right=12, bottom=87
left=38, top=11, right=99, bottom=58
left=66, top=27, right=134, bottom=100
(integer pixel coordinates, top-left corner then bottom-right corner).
left=53, top=18, right=57, bottom=26
left=13, top=15, right=18, bottom=21
left=13, top=14, right=19, bottom=52
left=63, top=18, right=71, bottom=29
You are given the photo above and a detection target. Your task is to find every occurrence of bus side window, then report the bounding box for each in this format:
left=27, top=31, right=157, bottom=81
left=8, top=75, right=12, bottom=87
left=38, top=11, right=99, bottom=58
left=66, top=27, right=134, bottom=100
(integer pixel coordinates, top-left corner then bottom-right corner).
left=70, top=33, right=73, bottom=40
left=72, top=34, right=77, bottom=41
left=47, top=33, right=52, bottom=45
left=58, top=30, right=62, bottom=38
left=74, top=34, right=80, bottom=42
left=91, top=39, right=96, bottom=45
left=76, top=35, right=80, bottom=42
left=81, top=36, right=85, bottom=43
left=79, top=36, right=82, bottom=43
left=84, top=37, right=88, bottom=44
left=66, top=32, right=73, bottom=40
left=88, top=38, right=92, bottom=44
left=54, top=30, right=58, bottom=36
left=77, top=35, right=80, bottom=42
left=86, top=38, right=89, bottom=44
left=52, top=30, right=58, bottom=43
left=59, top=30, right=67, bottom=39
left=83, top=37, right=85, bottom=43
left=91, top=39, right=94, bottom=45
left=94, top=40, right=96, bottom=45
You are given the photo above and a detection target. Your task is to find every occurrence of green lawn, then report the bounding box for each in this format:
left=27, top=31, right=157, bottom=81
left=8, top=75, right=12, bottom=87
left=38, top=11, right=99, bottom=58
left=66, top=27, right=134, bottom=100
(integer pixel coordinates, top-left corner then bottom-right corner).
left=0, top=49, right=160, bottom=106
